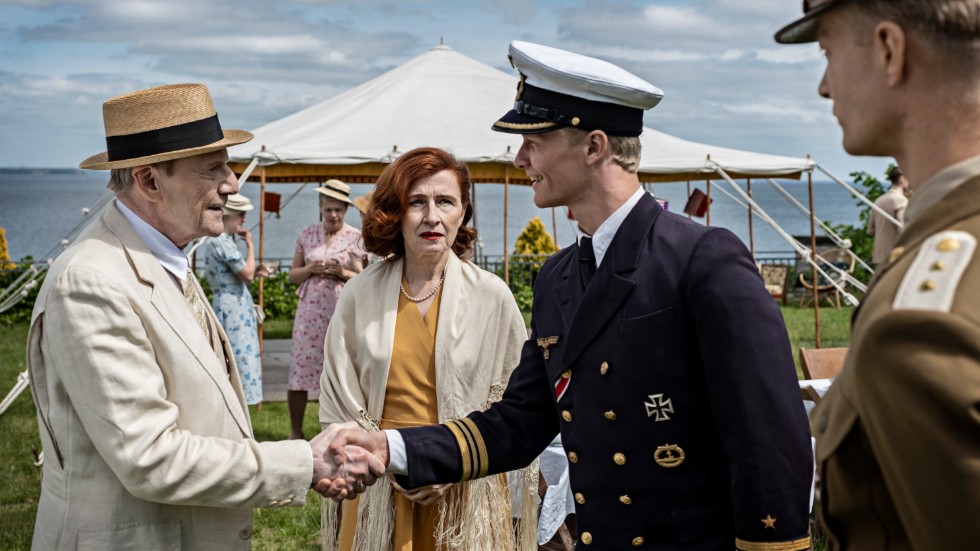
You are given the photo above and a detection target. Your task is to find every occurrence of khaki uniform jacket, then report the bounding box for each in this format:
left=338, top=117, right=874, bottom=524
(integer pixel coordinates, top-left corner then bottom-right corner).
left=867, top=187, right=908, bottom=266
left=27, top=204, right=313, bottom=550
left=813, top=171, right=980, bottom=549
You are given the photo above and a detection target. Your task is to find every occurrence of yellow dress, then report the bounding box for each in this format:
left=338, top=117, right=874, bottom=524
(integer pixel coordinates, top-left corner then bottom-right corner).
left=337, top=280, right=444, bottom=551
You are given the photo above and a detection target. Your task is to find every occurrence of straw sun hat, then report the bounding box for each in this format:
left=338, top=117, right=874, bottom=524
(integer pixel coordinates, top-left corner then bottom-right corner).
left=353, top=191, right=374, bottom=215
left=221, top=193, right=254, bottom=215
left=79, top=83, right=253, bottom=170
left=315, top=179, right=356, bottom=207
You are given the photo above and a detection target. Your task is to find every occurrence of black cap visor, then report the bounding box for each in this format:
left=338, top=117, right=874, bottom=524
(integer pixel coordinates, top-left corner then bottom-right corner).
left=774, top=0, right=848, bottom=44
left=491, top=83, right=644, bottom=136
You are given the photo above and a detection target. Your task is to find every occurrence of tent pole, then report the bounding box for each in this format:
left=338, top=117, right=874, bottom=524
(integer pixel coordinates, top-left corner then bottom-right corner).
left=807, top=157, right=822, bottom=348
left=686, top=181, right=692, bottom=219
left=258, top=166, right=266, bottom=373
left=706, top=180, right=712, bottom=226
left=504, top=167, right=510, bottom=286
left=747, top=178, right=755, bottom=258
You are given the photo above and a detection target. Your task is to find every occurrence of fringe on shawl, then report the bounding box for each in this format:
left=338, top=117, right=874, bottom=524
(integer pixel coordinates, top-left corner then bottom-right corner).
left=321, top=498, right=337, bottom=551
left=433, top=461, right=540, bottom=551
left=323, top=466, right=539, bottom=551
left=320, top=477, right=396, bottom=551
left=321, top=414, right=395, bottom=551
left=321, top=379, right=540, bottom=550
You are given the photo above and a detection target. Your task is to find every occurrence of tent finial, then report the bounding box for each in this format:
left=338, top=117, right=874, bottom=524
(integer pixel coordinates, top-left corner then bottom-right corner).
left=393, top=145, right=398, bottom=152
left=261, top=145, right=266, bottom=152
left=506, top=145, right=511, bottom=153
left=440, top=36, right=444, bottom=46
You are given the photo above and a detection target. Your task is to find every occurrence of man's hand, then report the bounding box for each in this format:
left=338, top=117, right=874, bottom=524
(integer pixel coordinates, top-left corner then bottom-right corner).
left=309, top=422, right=386, bottom=500
left=310, top=423, right=390, bottom=500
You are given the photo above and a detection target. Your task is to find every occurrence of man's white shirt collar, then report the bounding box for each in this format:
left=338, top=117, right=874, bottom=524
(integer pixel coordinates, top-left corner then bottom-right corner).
left=578, top=187, right=647, bottom=268
left=115, top=200, right=189, bottom=281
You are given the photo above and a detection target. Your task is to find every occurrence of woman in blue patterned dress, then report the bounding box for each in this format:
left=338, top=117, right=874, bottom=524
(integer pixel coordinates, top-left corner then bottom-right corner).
left=201, top=193, right=269, bottom=405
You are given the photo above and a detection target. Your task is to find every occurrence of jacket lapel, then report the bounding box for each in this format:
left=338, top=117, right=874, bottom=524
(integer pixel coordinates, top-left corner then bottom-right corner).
left=561, top=193, right=660, bottom=369
left=103, top=205, right=252, bottom=435
left=553, top=254, right=580, bottom=332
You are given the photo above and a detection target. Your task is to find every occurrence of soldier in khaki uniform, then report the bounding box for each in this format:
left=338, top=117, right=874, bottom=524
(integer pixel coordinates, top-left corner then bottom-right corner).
left=776, top=0, right=980, bottom=548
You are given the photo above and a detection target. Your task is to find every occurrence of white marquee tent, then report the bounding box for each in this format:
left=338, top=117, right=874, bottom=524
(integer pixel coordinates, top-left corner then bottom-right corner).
left=228, top=44, right=814, bottom=184
left=225, top=43, right=856, bottom=310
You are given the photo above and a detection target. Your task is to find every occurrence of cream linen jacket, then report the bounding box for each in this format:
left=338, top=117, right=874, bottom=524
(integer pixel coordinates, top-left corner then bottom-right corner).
left=27, top=204, right=312, bottom=550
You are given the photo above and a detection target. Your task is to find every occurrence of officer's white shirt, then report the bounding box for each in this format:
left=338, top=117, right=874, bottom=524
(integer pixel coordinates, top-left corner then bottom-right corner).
left=385, top=186, right=649, bottom=473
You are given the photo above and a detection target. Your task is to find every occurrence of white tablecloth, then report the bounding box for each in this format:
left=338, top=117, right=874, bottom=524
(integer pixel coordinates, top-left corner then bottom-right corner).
left=535, top=435, right=576, bottom=545
left=799, top=378, right=835, bottom=512
left=799, top=377, right=834, bottom=417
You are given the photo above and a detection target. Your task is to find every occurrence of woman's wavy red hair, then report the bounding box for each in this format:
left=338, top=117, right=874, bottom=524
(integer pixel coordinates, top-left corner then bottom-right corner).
left=361, top=147, right=477, bottom=260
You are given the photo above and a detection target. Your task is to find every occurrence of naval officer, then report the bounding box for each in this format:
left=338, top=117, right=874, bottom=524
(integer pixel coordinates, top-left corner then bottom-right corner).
left=323, top=41, right=814, bottom=550
left=776, top=0, right=980, bottom=548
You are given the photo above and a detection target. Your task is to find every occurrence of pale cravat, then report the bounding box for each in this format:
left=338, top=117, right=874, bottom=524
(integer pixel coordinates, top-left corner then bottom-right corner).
left=183, top=266, right=212, bottom=341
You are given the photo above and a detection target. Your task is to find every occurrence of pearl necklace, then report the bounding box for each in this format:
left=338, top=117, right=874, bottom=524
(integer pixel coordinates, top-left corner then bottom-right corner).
left=400, top=273, right=445, bottom=303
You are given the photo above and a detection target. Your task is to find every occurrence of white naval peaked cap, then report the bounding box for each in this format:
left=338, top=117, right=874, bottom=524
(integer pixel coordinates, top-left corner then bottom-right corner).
left=492, top=40, right=664, bottom=137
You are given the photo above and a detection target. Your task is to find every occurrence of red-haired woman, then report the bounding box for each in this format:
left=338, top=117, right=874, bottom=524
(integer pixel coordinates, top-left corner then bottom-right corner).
left=319, top=147, right=537, bottom=551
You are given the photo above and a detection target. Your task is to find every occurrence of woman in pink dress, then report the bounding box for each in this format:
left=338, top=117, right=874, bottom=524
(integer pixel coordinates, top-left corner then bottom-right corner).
left=287, top=180, right=367, bottom=439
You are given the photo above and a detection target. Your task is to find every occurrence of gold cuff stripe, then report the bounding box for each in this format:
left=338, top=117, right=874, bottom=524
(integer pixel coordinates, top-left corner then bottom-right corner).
left=445, top=420, right=475, bottom=482
left=454, top=420, right=482, bottom=479
left=735, top=536, right=812, bottom=551
left=458, top=418, right=489, bottom=479
left=494, top=120, right=558, bottom=130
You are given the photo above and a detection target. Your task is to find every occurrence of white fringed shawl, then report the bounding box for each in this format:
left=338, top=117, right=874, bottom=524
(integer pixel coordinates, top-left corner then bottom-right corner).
left=319, top=254, right=538, bottom=551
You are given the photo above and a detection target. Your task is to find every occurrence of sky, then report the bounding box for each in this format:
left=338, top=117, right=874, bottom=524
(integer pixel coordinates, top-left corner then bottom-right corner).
left=0, top=0, right=894, bottom=180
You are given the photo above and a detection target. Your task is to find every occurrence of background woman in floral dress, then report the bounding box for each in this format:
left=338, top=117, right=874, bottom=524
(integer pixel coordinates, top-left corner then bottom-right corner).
left=287, top=180, right=366, bottom=439
left=201, top=193, right=269, bottom=405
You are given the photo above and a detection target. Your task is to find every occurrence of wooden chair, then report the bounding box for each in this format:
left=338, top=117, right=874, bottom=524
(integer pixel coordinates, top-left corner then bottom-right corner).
left=798, top=248, right=856, bottom=309
left=799, top=347, right=848, bottom=380
left=759, top=264, right=790, bottom=305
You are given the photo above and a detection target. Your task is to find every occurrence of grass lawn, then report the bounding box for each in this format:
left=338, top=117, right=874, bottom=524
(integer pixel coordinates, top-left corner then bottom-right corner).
left=0, top=302, right=846, bottom=549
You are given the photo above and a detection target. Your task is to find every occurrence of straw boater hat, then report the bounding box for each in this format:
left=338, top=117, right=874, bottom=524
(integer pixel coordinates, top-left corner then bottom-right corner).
left=353, top=191, right=374, bottom=215
left=221, top=193, right=254, bottom=215
left=315, top=179, right=355, bottom=206
left=79, top=83, right=253, bottom=170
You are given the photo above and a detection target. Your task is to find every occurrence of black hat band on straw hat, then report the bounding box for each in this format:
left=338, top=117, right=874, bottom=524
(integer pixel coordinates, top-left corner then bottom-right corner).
left=105, top=114, right=224, bottom=162
left=323, top=183, right=350, bottom=196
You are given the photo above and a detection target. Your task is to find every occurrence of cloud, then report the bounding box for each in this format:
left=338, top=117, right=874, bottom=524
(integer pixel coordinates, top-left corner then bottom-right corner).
left=12, top=0, right=420, bottom=85
left=721, top=101, right=828, bottom=125
left=754, top=47, right=823, bottom=64
left=641, top=5, right=715, bottom=34
left=0, top=0, right=885, bottom=179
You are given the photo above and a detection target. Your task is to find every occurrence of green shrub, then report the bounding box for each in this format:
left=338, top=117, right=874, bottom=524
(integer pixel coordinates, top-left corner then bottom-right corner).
left=513, top=217, right=557, bottom=257
left=197, top=269, right=298, bottom=322
left=0, top=258, right=44, bottom=327
left=251, top=271, right=299, bottom=320
left=507, top=217, right=558, bottom=316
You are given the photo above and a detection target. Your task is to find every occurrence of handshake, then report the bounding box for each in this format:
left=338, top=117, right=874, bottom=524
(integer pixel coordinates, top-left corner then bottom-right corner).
left=308, top=422, right=390, bottom=501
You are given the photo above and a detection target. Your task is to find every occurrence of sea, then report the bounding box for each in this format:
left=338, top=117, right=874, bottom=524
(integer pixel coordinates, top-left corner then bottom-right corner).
left=0, top=169, right=861, bottom=266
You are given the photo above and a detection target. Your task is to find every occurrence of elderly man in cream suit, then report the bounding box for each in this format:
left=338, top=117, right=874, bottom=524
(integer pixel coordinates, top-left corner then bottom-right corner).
left=27, top=83, right=381, bottom=550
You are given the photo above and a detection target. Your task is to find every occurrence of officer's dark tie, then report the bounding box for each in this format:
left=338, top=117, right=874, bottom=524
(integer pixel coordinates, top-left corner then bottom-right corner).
left=578, top=236, right=597, bottom=289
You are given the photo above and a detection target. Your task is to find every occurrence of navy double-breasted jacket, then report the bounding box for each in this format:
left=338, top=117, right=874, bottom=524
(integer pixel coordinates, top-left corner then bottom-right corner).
left=398, top=193, right=813, bottom=550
